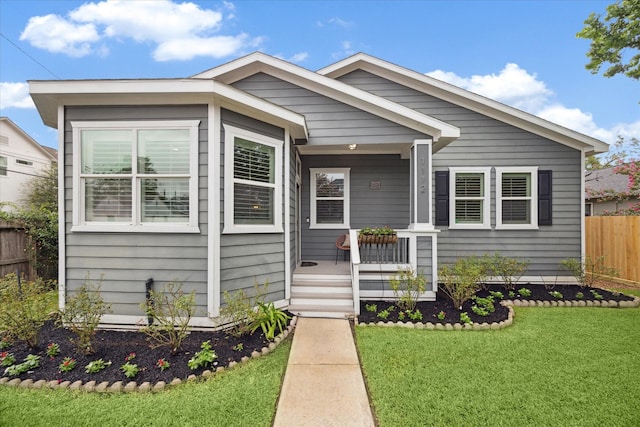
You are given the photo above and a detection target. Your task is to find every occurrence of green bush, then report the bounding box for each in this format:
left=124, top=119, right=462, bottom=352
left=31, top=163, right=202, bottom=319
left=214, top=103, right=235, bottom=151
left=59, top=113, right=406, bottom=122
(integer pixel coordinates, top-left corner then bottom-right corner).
left=220, top=282, right=268, bottom=337
left=250, top=301, right=290, bottom=341
left=58, top=275, right=111, bottom=354
left=389, top=268, right=427, bottom=311
left=438, top=256, right=488, bottom=310
left=0, top=274, right=53, bottom=348
left=491, top=252, right=529, bottom=290
left=140, top=282, right=196, bottom=353
left=561, top=256, right=618, bottom=288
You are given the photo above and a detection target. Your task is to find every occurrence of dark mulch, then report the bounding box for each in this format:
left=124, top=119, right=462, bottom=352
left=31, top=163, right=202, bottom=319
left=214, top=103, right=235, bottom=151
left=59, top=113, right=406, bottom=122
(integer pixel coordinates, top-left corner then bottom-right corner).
left=0, top=317, right=291, bottom=385
left=358, top=283, right=635, bottom=325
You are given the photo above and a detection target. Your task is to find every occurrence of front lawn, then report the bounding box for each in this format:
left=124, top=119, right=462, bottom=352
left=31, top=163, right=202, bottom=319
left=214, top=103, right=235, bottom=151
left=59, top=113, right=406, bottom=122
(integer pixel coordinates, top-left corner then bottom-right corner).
left=356, top=307, right=640, bottom=426
left=0, top=340, right=290, bottom=427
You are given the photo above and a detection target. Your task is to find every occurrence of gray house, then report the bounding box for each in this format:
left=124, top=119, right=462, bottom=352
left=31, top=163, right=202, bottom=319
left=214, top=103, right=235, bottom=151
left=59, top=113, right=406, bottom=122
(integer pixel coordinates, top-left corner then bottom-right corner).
left=30, top=53, right=608, bottom=326
left=585, top=165, right=639, bottom=215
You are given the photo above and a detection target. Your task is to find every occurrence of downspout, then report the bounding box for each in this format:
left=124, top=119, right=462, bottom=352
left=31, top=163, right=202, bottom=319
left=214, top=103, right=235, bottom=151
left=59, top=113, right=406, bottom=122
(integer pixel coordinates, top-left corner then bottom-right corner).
left=145, top=278, right=154, bottom=326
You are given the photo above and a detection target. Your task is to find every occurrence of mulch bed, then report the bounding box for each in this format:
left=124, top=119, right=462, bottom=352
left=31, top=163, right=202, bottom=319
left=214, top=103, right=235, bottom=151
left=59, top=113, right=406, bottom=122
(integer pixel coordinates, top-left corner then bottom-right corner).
left=357, top=283, right=636, bottom=325
left=0, top=317, right=292, bottom=385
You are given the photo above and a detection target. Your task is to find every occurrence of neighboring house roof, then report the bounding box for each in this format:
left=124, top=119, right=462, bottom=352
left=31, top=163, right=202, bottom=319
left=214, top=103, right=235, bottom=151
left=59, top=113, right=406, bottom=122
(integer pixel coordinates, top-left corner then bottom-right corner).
left=585, top=166, right=637, bottom=200
left=318, top=53, right=608, bottom=156
left=0, top=117, right=57, bottom=162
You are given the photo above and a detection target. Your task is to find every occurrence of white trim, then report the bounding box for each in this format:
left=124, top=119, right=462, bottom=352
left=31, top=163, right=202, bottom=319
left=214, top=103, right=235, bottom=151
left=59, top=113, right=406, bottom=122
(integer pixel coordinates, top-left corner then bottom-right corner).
left=70, top=120, right=200, bottom=232
left=309, top=167, right=351, bottom=229
left=222, top=124, right=284, bottom=234
left=318, top=53, right=608, bottom=156
left=448, top=167, right=492, bottom=230
left=57, top=106, right=66, bottom=311
left=284, top=129, right=291, bottom=301
left=495, top=167, right=539, bottom=230
left=209, top=102, right=221, bottom=317
left=484, top=276, right=579, bottom=286
left=410, top=139, right=433, bottom=228
left=360, top=290, right=437, bottom=301
left=580, top=149, right=586, bottom=263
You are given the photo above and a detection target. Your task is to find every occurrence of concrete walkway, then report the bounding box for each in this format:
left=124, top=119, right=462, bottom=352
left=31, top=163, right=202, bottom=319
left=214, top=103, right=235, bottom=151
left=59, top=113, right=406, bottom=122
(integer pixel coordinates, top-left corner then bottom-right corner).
left=273, top=318, right=375, bottom=427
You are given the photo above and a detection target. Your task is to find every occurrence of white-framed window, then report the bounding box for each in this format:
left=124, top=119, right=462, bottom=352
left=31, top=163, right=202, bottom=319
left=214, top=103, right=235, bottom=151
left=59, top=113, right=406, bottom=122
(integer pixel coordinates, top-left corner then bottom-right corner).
left=0, top=156, right=7, bottom=176
left=449, top=167, right=491, bottom=229
left=71, top=120, right=200, bottom=233
left=310, top=168, right=350, bottom=229
left=496, top=167, right=538, bottom=229
left=223, top=124, right=283, bottom=234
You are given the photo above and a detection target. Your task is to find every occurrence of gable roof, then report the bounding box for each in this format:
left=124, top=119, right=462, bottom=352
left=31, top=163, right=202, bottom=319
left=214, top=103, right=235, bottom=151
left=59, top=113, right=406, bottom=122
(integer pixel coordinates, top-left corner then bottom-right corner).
left=318, top=53, right=608, bottom=156
left=585, top=166, right=638, bottom=199
left=193, top=52, right=461, bottom=150
left=0, top=116, right=57, bottom=162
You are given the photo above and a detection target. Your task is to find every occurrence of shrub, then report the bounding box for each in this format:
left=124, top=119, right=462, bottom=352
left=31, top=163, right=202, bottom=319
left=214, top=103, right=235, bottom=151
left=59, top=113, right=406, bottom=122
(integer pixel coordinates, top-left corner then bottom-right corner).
left=389, top=268, right=427, bottom=311
left=438, top=256, right=488, bottom=310
left=220, top=282, right=268, bottom=337
left=188, top=340, right=217, bottom=370
left=0, top=274, right=53, bottom=348
left=58, top=275, right=111, bottom=354
left=250, top=301, right=290, bottom=341
left=140, top=282, right=196, bottom=353
left=471, top=295, right=495, bottom=316
left=491, top=252, right=529, bottom=290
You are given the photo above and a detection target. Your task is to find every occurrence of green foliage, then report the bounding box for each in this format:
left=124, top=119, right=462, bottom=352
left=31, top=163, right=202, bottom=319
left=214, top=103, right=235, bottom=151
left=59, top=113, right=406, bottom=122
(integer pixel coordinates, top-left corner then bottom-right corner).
left=471, top=295, right=495, bottom=317
left=490, top=252, right=529, bottom=290
left=0, top=351, right=16, bottom=367
left=365, top=303, right=378, bottom=313
left=58, top=275, right=112, bottom=354
left=188, top=340, right=217, bottom=370
left=232, top=343, right=244, bottom=352
left=140, top=282, right=196, bottom=353
left=59, top=357, right=77, bottom=372
left=489, top=290, right=504, bottom=300
left=577, top=0, right=640, bottom=80
left=4, top=354, right=40, bottom=377
left=460, top=312, right=472, bottom=325
left=156, top=358, right=170, bottom=371
left=46, top=342, right=60, bottom=358
left=0, top=273, right=53, bottom=348
left=120, top=362, right=139, bottom=378
left=220, top=282, right=268, bottom=338
left=591, top=289, right=604, bottom=300
left=438, top=256, right=488, bottom=310
left=0, top=337, right=10, bottom=350
left=436, top=311, right=446, bottom=321
left=389, top=267, right=427, bottom=311
left=85, top=359, right=111, bottom=373
left=549, top=291, right=564, bottom=299
left=576, top=292, right=585, bottom=299
left=407, top=309, right=423, bottom=321
left=518, top=288, right=532, bottom=298
left=376, top=309, right=391, bottom=320
left=561, top=256, right=619, bottom=288
left=250, top=301, right=290, bottom=341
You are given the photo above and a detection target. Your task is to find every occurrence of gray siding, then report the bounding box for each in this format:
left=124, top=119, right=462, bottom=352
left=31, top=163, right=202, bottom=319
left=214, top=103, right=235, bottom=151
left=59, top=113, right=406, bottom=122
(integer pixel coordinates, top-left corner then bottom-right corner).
left=219, top=109, right=286, bottom=302
left=232, top=73, right=426, bottom=146
left=64, top=105, right=209, bottom=316
left=301, top=154, right=410, bottom=260
left=338, top=70, right=582, bottom=277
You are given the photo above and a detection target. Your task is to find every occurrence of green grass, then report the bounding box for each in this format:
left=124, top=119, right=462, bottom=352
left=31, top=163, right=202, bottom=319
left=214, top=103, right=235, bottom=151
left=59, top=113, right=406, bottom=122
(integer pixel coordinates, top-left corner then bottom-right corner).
left=0, top=340, right=290, bottom=427
left=356, top=307, right=640, bottom=427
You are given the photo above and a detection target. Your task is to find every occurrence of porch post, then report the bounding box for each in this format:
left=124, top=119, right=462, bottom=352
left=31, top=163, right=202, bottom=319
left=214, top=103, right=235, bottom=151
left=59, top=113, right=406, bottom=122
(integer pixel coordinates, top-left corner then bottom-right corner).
left=408, top=139, right=434, bottom=230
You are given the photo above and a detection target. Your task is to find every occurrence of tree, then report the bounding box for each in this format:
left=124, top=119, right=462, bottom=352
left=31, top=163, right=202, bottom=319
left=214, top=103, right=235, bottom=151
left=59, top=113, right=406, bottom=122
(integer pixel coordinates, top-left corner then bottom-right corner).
left=21, top=163, right=58, bottom=210
left=576, top=0, right=640, bottom=80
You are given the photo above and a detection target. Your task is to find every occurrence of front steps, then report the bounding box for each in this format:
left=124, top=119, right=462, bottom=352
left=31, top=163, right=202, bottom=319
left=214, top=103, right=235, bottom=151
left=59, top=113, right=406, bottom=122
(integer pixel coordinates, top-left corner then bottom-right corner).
left=288, top=273, right=355, bottom=318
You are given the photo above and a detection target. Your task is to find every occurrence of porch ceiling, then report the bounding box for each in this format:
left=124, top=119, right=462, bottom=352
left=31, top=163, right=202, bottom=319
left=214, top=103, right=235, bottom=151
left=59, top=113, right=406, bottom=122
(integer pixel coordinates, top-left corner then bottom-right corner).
left=296, top=142, right=413, bottom=158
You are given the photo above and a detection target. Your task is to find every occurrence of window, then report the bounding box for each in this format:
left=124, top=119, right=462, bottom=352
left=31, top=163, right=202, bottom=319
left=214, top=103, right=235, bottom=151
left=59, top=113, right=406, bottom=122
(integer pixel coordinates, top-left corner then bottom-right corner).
left=0, top=156, right=7, bottom=176
left=310, top=168, right=350, bottom=229
left=223, top=124, right=283, bottom=233
left=585, top=203, right=593, bottom=217
left=496, top=167, right=538, bottom=229
left=71, top=120, right=200, bottom=232
left=16, top=159, right=33, bottom=166
left=449, top=168, right=490, bottom=229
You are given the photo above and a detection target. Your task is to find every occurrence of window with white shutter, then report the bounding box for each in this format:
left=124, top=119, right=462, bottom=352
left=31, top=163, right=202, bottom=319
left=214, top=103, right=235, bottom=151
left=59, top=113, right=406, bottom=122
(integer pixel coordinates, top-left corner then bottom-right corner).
left=496, top=167, right=538, bottom=229
left=449, top=167, right=491, bottom=229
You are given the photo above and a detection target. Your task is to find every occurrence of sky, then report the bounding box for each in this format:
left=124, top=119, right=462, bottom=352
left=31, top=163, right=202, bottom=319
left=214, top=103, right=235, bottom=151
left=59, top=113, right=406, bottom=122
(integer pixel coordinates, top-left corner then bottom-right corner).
left=0, top=0, right=638, bottom=151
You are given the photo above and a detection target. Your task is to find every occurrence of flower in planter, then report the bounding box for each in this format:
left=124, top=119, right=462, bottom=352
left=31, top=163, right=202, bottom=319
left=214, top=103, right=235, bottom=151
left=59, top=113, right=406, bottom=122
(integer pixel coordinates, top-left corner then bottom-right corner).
left=436, top=311, right=446, bottom=320
left=46, top=343, right=60, bottom=358
left=59, top=357, right=77, bottom=372
left=156, top=358, right=171, bottom=371
left=0, top=337, right=11, bottom=350
left=124, top=352, right=136, bottom=362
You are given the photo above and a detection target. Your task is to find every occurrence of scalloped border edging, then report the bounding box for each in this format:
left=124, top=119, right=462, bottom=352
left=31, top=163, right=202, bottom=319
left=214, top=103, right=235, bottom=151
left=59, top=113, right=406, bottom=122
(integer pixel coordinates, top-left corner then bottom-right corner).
left=0, top=316, right=298, bottom=393
left=356, top=293, right=640, bottom=331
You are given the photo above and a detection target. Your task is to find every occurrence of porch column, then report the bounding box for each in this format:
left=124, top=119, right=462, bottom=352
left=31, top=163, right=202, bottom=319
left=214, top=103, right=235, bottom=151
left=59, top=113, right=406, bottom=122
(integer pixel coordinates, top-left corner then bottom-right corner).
left=408, top=139, right=434, bottom=231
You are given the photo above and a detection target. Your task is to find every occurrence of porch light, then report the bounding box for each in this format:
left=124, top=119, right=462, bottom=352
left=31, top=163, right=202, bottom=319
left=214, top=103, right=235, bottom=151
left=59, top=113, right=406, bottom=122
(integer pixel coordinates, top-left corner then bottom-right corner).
left=348, top=144, right=357, bottom=150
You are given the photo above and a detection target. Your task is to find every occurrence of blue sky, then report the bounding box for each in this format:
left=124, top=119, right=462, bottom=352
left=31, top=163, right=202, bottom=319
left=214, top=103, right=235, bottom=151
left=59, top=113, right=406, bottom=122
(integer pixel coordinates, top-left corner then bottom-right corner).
left=0, top=0, right=638, bottom=150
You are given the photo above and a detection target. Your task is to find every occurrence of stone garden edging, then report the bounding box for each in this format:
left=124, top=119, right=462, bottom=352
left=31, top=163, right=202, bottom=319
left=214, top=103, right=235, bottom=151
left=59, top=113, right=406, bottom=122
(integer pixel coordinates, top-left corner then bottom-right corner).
left=0, top=316, right=298, bottom=393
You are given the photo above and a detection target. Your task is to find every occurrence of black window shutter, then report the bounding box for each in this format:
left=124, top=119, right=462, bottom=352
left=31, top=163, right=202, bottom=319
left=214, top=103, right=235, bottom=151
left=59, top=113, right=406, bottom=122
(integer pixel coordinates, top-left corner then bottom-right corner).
left=435, top=171, right=449, bottom=226
left=538, top=170, right=552, bottom=226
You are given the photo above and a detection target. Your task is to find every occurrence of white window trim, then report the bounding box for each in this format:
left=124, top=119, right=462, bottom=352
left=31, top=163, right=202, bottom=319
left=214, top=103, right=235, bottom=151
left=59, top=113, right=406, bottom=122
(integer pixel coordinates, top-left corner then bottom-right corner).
left=449, top=167, right=491, bottom=230
left=310, top=167, right=351, bottom=229
left=223, top=124, right=283, bottom=234
left=70, top=120, right=200, bottom=233
left=496, top=166, right=538, bottom=230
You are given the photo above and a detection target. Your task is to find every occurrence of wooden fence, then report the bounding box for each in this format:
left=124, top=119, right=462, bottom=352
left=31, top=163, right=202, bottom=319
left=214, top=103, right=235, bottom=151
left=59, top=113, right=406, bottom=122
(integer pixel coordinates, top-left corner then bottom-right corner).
left=586, top=216, right=640, bottom=283
left=0, top=220, right=35, bottom=280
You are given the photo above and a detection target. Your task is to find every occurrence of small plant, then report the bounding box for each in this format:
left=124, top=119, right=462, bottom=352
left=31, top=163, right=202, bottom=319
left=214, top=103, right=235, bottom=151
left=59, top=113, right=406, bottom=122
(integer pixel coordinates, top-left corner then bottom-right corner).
left=575, top=292, right=584, bottom=299
left=46, top=342, right=60, bottom=358
left=561, top=256, right=618, bottom=288
left=508, top=291, right=516, bottom=298
left=438, top=256, right=488, bottom=310
left=518, top=288, right=532, bottom=298
left=120, top=362, right=139, bottom=378
left=489, top=290, right=504, bottom=300
left=59, top=357, right=77, bottom=372
left=85, top=359, right=111, bottom=374
left=460, top=312, right=472, bottom=325
left=471, top=295, right=495, bottom=316
left=58, top=274, right=112, bottom=354
left=365, top=303, right=378, bottom=313
left=549, top=291, right=563, bottom=299
left=188, top=341, right=217, bottom=370
left=220, top=282, right=268, bottom=338
left=156, top=358, right=171, bottom=371
left=0, top=337, right=11, bottom=350
left=5, top=354, right=41, bottom=376
left=232, top=343, right=244, bottom=352
left=437, top=311, right=446, bottom=321
left=0, top=351, right=16, bottom=367
left=377, top=309, right=391, bottom=320
left=140, top=282, right=196, bottom=353
left=491, top=252, right=529, bottom=290
left=398, top=311, right=406, bottom=320
left=389, top=268, right=427, bottom=311
left=124, top=352, right=136, bottom=362
left=250, top=301, right=290, bottom=341
left=590, top=290, right=603, bottom=300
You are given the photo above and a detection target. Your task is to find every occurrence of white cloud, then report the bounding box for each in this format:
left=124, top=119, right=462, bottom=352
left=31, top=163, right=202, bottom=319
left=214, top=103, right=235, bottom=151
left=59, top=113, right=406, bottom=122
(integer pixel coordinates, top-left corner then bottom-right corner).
left=289, top=52, right=309, bottom=63
left=427, top=64, right=639, bottom=144
left=0, top=82, right=35, bottom=109
left=332, top=40, right=355, bottom=59
left=317, top=17, right=354, bottom=29
left=19, top=0, right=261, bottom=61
